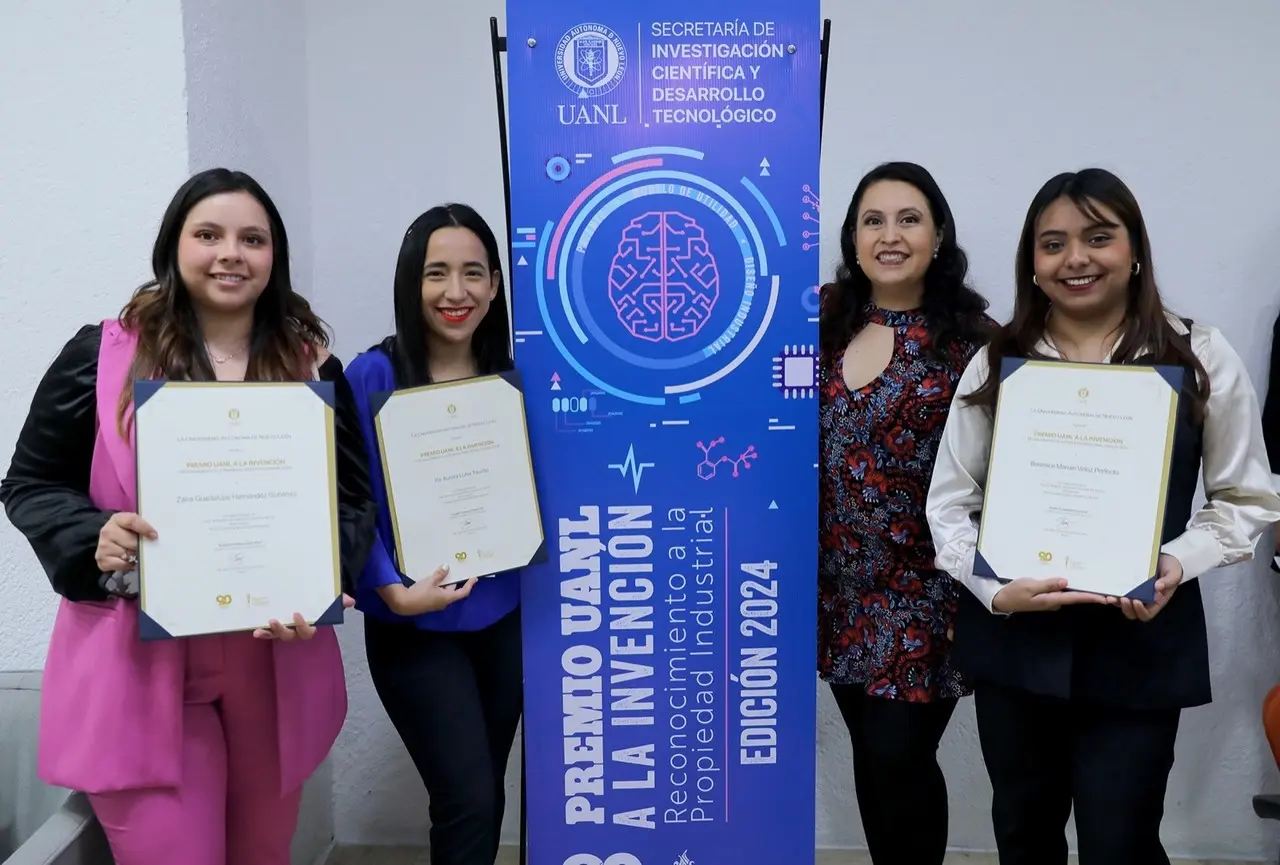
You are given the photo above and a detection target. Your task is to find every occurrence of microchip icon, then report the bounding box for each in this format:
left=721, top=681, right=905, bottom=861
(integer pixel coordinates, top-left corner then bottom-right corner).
left=783, top=356, right=814, bottom=388
left=772, top=345, right=817, bottom=399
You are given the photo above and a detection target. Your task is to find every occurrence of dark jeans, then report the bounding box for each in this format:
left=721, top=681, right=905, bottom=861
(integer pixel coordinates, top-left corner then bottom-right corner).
left=829, top=684, right=958, bottom=865
left=974, top=680, right=1180, bottom=865
left=365, top=609, right=523, bottom=865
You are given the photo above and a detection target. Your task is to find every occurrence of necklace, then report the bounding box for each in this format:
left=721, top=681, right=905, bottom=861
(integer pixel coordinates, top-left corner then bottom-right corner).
left=206, top=345, right=243, bottom=365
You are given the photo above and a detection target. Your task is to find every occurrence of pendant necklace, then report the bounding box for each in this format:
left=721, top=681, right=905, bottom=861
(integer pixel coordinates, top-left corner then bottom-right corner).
left=206, top=345, right=242, bottom=365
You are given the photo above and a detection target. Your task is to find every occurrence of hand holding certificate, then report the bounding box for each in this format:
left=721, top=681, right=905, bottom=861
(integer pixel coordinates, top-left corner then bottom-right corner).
left=373, top=371, right=546, bottom=585
left=975, top=358, right=1183, bottom=608
left=133, top=380, right=345, bottom=640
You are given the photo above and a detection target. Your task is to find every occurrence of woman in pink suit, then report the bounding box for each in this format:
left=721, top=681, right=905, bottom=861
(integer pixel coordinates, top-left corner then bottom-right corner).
left=0, top=168, right=377, bottom=864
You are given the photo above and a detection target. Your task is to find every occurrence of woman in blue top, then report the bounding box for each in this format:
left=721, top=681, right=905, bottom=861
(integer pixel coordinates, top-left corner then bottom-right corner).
left=345, top=203, right=520, bottom=865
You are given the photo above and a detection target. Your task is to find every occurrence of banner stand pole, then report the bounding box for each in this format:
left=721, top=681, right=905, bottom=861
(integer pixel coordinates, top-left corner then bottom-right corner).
left=819, top=17, right=832, bottom=141
left=490, top=17, right=515, bottom=282
left=487, top=15, right=833, bottom=865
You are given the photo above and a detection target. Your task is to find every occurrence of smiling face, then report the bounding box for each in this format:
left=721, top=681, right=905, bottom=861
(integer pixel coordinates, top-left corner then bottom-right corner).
left=1032, top=195, right=1134, bottom=318
left=853, top=179, right=940, bottom=302
left=421, top=226, right=499, bottom=348
left=176, top=191, right=273, bottom=316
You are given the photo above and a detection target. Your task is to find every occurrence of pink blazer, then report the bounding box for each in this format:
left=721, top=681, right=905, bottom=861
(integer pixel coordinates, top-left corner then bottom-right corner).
left=37, top=319, right=348, bottom=795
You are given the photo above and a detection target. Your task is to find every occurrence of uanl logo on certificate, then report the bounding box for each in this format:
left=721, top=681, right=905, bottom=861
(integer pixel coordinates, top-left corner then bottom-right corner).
left=976, top=358, right=1183, bottom=603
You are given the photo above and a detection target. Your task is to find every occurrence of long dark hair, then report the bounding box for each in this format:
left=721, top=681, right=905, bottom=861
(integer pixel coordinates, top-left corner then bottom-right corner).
left=819, top=161, right=992, bottom=363
left=379, top=203, right=512, bottom=387
left=116, top=168, right=329, bottom=435
left=966, top=168, right=1209, bottom=420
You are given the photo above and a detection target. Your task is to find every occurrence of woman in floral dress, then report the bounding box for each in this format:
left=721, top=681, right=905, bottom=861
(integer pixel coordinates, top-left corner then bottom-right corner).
left=818, top=161, right=995, bottom=865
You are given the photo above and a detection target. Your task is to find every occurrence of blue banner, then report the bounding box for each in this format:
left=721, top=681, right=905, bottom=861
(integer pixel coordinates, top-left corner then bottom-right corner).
left=506, top=2, right=821, bottom=862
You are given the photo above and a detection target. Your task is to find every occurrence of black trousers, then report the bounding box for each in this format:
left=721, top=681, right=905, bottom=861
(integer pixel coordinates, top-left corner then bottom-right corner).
left=829, top=684, right=958, bottom=865
left=365, top=609, right=524, bottom=865
left=973, top=681, right=1181, bottom=865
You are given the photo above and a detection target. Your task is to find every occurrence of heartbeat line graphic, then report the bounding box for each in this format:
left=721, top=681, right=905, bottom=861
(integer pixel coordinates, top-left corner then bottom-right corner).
left=608, top=444, right=654, bottom=494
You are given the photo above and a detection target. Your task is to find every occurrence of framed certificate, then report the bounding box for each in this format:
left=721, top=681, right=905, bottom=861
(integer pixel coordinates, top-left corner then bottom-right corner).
left=975, top=358, right=1184, bottom=603
left=133, top=380, right=344, bottom=640
left=372, top=371, right=547, bottom=584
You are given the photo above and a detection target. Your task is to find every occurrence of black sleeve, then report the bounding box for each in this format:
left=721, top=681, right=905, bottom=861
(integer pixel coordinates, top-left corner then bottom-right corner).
left=0, top=324, right=115, bottom=601
left=1262, top=310, right=1280, bottom=474
left=317, top=354, right=378, bottom=598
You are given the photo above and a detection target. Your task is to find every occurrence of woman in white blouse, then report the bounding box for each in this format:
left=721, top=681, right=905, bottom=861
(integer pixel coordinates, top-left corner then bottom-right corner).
left=925, top=167, right=1280, bottom=865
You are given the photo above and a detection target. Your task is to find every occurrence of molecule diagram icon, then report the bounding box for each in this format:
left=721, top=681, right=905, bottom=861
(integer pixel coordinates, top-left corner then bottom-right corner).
left=695, top=436, right=757, bottom=480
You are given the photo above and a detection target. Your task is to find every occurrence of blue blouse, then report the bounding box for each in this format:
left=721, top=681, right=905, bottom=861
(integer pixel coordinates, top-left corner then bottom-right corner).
left=344, top=346, right=521, bottom=632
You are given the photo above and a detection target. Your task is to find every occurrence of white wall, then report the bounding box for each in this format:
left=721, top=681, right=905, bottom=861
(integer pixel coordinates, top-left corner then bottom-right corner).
left=0, top=0, right=191, bottom=669
left=183, top=0, right=315, bottom=295
left=4, top=0, right=1280, bottom=860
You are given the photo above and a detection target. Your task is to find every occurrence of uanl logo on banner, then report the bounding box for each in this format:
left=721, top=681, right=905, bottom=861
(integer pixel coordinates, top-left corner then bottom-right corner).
left=556, top=22, right=629, bottom=125
left=505, top=1, right=822, bottom=863
left=553, top=19, right=788, bottom=129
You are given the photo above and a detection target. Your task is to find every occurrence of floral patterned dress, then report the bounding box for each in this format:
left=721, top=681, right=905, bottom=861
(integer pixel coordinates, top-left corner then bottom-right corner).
left=818, top=303, right=986, bottom=703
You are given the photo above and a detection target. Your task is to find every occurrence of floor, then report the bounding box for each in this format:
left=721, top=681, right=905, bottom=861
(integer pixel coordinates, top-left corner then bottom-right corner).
left=323, top=845, right=1259, bottom=865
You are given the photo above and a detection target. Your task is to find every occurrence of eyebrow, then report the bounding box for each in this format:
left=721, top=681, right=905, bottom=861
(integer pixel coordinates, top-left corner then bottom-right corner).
left=1038, top=220, right=1118, bottom=240
left=191, top=221, right=270, bottom=235
left=860, top=207, right=921, bottom=217
left=424, top=260, right=488, bottom=268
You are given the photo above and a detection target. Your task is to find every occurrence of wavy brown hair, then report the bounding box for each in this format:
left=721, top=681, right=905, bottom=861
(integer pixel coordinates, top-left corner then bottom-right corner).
left=966, top=168, right=1209, bottom=421
left=115, top=168, right=329, bottom=435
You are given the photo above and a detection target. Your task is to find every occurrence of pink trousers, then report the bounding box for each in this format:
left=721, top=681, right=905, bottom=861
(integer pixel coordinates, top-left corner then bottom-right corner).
left=87, top=632, right=302, bottom=865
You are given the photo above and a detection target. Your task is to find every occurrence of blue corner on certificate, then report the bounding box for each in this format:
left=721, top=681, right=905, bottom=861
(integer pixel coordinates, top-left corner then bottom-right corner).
left=998, top=357, right=1028, bottom=381
left=1153, top=364, right=1185, bottom=393
left=133, top=379, right=166, bottom=409
left=526, top=537, right=548, bottom=566
left=315, top=594, right=346, bottom=626
left=138, top=609, right=172, bottom=642
left=370, top=388, right=394, bottom=417
left=305, top=380, right=336, bottom=408
left=973, top=549, right=997, bottom=581
left=496, top=369, right=524, bottom=393
left=1125, top=576, right=1158, bottom=605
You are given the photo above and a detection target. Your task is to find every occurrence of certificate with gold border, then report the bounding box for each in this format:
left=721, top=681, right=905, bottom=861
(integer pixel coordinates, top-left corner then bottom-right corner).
left=974, top=358, right=1183, bottom=603
left=372, top=371, right=547, bottom=585
left=132, top=380, right=343, bottom=640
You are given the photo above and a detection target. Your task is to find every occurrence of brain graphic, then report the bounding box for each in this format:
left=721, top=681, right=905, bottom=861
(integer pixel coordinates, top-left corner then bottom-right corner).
left=607, top=211, right=720, bottom=343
